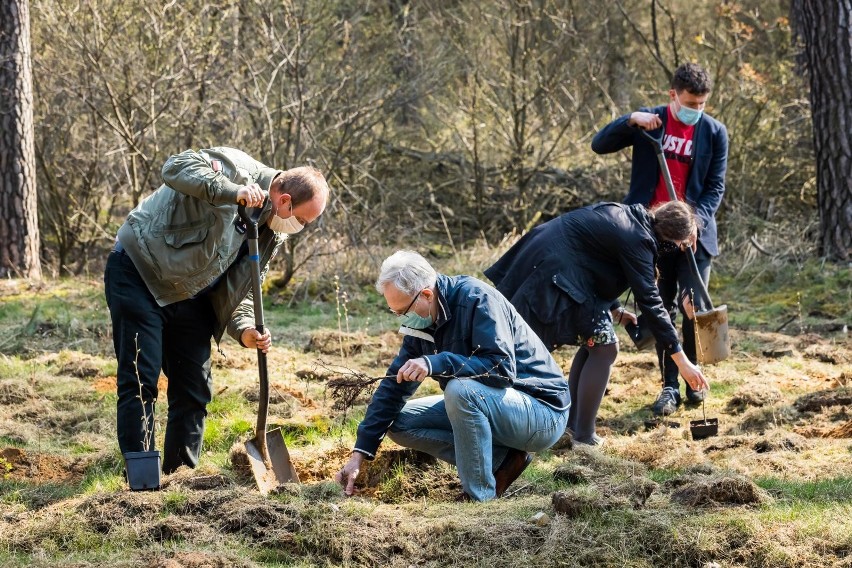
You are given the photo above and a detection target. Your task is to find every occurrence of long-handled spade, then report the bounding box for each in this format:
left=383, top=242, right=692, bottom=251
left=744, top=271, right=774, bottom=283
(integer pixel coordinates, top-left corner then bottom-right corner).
left=639, top=128, right=723, bottom=440
left=639, top=128, right=731, bottom=365
left=238, top=201, right=300, bottom=494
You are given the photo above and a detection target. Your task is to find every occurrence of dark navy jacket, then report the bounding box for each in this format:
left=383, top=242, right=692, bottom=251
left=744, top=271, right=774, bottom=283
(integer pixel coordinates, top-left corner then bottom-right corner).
left=354, top=274, right=570, bottom=458
left=591, top=105, right=728, bottom=256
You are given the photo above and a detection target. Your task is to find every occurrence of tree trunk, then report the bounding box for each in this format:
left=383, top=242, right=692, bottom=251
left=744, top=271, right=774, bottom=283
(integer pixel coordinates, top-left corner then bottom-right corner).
left=792, top=0, right=852, bottom=261
left=0, top=0, right=41, bottom=279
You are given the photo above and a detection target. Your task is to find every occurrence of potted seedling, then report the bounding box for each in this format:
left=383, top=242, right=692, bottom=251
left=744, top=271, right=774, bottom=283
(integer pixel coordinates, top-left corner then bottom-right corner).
left=123, top=336, right=161, bottom=490
left=689, top=400, right=719, bottom=441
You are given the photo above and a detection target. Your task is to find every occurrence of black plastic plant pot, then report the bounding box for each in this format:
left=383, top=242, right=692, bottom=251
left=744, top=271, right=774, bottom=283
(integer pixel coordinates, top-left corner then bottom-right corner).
left=124, top=450, right=161, bottom=491
left=689, top=418, right=719, bottom=440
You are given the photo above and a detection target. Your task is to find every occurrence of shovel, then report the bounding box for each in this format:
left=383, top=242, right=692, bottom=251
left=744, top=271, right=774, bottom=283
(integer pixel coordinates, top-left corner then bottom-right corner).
left=639, top=128, right=730, bottom=365
left=237, top=201, right=300, bottom=494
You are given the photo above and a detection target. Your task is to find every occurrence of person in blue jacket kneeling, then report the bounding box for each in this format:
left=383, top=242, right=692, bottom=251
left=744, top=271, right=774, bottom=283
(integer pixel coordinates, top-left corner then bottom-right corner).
left=335, top=250, right=570, bottom=502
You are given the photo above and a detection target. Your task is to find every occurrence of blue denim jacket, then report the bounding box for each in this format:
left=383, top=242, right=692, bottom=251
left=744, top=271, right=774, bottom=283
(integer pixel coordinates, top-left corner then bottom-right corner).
left=354, top=274, right=570, bottom=458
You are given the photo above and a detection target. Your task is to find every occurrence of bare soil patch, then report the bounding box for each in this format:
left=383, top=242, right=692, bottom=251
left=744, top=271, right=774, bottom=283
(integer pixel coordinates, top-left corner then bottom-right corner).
left=0, top=447, right=83, bottom=484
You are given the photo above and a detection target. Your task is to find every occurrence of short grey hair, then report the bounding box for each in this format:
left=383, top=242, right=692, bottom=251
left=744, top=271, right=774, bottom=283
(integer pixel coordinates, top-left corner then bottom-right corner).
left=375, top=250, right=437, bottom=295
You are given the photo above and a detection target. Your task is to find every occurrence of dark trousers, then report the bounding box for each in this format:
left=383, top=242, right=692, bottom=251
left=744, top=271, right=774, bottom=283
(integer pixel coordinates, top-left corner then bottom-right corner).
left=104, top=249, right=215, bottom=473
left=654, top=243, right=712, bottom=394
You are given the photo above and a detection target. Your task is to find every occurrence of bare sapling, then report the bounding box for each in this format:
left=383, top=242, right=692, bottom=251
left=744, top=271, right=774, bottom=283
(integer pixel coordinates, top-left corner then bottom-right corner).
left=132, top=333, right=156, bottom=452
left=320, top=351, right=511, bottom=416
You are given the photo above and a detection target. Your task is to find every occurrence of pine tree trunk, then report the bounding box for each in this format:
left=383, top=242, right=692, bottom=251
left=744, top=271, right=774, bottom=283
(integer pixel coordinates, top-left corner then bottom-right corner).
left=792, top=0, right=852, bottom=261
left=0, top=0, right=41, bottom=279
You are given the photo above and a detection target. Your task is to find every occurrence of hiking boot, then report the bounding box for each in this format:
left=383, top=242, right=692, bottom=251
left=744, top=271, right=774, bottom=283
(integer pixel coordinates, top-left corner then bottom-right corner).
left=651, top=387, right=681, bottom=416
left=494, top=449, right=533, bottom=497
left=685, top=387, right=707, bottom=404
left=572, top=433, right=604, bottom=448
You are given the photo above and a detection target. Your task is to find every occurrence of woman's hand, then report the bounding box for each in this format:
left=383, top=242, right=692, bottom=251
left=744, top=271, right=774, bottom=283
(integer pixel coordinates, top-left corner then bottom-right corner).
left=610, top=307, right=638, bottom=327
left=671, top=351, right=709, bottom=392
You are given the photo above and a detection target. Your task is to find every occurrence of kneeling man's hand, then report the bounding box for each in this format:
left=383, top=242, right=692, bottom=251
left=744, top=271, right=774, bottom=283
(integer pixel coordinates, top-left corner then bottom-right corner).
left=336, top=452, right=365, bottom=496
left=397, top=357, right=429, bottom=383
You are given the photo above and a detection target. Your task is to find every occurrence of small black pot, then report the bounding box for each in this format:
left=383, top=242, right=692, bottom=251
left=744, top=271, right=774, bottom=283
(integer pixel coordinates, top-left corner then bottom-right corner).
left=689, top=418, right=719, bottom=440
left=124, top=450, right=161, bottom=491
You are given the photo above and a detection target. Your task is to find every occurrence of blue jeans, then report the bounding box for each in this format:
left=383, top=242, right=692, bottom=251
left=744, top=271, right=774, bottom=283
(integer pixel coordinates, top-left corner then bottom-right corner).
left=387, top=379, right=568, bottom=501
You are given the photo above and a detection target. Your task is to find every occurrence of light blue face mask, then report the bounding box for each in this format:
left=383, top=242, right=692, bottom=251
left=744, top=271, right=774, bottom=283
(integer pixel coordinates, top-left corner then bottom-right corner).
left=396, top=293, right=434, bottom=329
left=675, top=93, right=703, bottom=126
left=400, top=309, right=434, bottom=330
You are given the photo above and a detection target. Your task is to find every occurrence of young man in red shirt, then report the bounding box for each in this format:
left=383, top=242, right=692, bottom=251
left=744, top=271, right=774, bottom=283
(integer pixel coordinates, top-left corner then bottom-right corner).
left=592, top=62, right=728, bottom=416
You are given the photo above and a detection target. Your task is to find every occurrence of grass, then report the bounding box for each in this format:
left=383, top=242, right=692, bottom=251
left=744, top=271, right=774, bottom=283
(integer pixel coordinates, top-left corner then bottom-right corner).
left=756, top=476, right=852, bottom=503
left=0, top=253, right=850, bottom=567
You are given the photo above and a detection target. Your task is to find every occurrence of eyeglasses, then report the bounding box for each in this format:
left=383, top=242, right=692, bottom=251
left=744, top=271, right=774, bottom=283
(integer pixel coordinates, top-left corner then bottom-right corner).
left=389, top=291, right=421, bottom=317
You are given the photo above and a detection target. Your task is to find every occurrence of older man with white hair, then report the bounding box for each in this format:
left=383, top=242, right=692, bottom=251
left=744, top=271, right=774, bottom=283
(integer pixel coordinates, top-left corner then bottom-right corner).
left=335, top=250, right=570, bottom=501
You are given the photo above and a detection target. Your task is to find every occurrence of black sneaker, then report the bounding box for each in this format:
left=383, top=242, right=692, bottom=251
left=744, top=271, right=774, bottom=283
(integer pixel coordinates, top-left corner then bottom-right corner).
left=651, top=387, right=681, bottom=416
left=685, top=387, right=706, bottom=404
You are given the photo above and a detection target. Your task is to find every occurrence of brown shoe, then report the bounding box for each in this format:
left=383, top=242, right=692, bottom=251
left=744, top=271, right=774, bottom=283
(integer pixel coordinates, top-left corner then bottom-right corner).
left=494, top=449, right=533, bottom=497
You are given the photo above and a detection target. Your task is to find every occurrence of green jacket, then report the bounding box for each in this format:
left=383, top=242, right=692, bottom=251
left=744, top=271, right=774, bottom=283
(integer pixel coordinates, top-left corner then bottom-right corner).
left=116, top=147, right=285, bottom=344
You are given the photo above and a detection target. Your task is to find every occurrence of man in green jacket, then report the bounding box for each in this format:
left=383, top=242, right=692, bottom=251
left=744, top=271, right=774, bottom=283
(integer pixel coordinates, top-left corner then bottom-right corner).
left=105, top=147, right=329, bottom=473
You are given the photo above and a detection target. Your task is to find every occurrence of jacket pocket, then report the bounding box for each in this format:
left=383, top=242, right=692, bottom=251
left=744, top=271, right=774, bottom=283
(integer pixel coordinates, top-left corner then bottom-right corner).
left=150, top=213, right=221, bottom=284
left=163, top=219, right=211, bottom=249
left=552, top=272, right=588, bottom=304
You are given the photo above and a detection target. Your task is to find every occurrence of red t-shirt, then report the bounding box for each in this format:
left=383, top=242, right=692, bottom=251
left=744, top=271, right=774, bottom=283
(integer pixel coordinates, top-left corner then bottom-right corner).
left=649, top=106, right=695, bottom=207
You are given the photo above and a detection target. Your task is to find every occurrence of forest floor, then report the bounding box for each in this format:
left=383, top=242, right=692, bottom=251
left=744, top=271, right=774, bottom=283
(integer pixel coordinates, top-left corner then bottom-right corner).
left=0, top=256, right=850, bottom=567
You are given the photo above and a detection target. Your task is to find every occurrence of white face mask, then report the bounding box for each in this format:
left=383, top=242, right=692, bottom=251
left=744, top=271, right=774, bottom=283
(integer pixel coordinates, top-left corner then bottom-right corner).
left=267, top=203, right=304, bottom=234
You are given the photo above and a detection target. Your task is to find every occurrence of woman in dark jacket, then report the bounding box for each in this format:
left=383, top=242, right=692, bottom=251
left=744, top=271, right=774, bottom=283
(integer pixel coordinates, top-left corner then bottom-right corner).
left=484, top=201, right=708, bottom=446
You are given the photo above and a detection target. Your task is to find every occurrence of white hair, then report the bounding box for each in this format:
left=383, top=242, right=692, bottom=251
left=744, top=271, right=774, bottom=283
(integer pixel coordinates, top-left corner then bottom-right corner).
left=375, top=250, right=437, bottom=295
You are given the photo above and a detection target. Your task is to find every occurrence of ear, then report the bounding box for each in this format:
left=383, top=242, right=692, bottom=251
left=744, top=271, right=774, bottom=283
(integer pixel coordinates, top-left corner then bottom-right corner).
left=421, top=288, right=434, bottom=302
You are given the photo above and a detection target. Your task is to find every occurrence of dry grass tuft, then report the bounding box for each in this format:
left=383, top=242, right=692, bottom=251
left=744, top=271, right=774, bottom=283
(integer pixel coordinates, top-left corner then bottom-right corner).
left=146, top=551, right=255, bottom=568
left=551, top=487, right=629, bottom=517
left=794, top=387, right=852, bottom=412
left=613, top=428, right=705, bottom=470
left=668, top=474, right=770, bottom=507
left=727, top=384, right=784, bottom=413
left=0, top=380, right=34, bottom=405
left=751, top=430, right=810, bottom=453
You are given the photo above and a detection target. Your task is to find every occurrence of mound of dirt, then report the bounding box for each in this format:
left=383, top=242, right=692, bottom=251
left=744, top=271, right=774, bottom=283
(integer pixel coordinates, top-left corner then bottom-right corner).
left=669, top=475, right=769, bottom=507
left=241, top=382, right=317, bottom=409
left=726, top=384, right=783, bottom=413
left=306, top=330, right=384, bottom=355
left=359, top=448, right=436, bottom=488
left=824, top=420, right=852, bottom=438
left=0, top=380, right=35, bottom=405
left=752, top=431, right=810, bottom=453
left=161, top=466, right=233, bottom=491
left=794, top=387, right=852, bottom=412
left=552, top=463, right=593, bottom=484
left=551, top=489, right=629, bottom=517
left=58, top=354, right=104, bottom=378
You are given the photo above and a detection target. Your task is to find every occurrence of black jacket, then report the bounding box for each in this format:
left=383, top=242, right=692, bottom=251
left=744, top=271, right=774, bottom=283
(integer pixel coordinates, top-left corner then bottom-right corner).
left=485, top=203, right=681, bottom=352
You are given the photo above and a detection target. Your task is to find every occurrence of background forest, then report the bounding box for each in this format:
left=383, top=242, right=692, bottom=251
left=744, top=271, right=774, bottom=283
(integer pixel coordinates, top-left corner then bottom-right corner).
left=30, top=0, right=814, bottom=287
